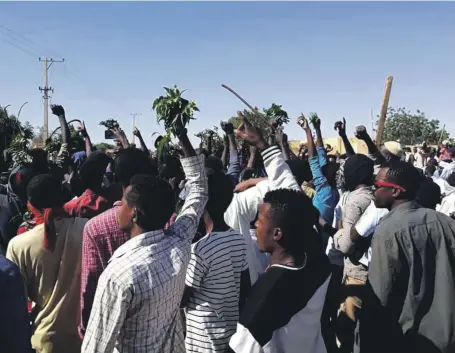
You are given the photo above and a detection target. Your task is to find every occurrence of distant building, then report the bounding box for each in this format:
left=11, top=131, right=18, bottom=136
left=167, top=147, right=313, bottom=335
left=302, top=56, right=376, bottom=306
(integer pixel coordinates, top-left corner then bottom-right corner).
left=289, top=136, right=369, bottom=155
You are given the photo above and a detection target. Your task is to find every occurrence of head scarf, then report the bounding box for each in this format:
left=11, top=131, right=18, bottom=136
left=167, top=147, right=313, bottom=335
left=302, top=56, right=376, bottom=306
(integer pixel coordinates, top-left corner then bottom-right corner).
left=27, top=174, right=69, bottom=252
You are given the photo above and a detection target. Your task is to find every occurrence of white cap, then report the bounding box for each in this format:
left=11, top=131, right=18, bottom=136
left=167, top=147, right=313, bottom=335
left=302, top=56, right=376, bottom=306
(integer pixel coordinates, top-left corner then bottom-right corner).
left=384, top=141, right=403, bottom=157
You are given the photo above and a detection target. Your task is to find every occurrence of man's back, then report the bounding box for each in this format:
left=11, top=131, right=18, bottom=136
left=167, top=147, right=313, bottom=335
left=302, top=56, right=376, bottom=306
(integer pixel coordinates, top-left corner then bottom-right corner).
left=365, top=201, right=455, bottom=353
left=185, top=230, right=249, bottom=352
left=7, top=217, right=88, bottom=353
left=79, top=201, right=129, bottom=337
left=82, top=228, right=194, bottom=352
left=0, top=255, right=33, bottom=353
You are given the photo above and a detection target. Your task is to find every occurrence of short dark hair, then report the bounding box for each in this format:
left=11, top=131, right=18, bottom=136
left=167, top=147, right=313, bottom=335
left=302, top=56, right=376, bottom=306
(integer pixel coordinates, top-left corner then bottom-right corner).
left=206, top=172, right=234, bottom=220
left=124, top=174, right=175, bottom=231
left=114, top=148, right=157, bottom=187
left=205, top=156, right=224, bottom=175
left=322, top=162, right=340, bottom=188
left=385, top=161, right=422, bottom=200
left=79, top=151, right=112, bottom=190
left=263, top=189, right=321, bottom=254
left=27, top=174, right=63, bottom=209
left=416, top=178, right=441, bottom=210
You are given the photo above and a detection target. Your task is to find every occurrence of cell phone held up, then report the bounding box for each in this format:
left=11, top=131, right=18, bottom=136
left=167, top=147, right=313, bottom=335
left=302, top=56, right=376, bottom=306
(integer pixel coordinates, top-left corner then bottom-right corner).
left=105, top=130, right=115, bottom=139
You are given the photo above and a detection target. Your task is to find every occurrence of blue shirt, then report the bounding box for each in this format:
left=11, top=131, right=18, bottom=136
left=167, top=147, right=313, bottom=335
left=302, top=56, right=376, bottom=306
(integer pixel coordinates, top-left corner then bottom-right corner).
left=0, top=255, right=33, bottom=353
left=309, top=147, right=340, bottom=224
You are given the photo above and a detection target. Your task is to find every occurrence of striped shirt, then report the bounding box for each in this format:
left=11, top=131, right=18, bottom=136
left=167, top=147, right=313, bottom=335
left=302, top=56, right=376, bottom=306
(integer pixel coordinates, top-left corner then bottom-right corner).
left=185, top=229, right=248, bottom=353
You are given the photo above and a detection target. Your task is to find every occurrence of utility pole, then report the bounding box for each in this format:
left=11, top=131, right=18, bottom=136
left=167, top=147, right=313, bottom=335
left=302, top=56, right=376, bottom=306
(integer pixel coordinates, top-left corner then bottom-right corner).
left=370, top=108, right=376, bottom=136
left=130, top=112, right=142, bottom=144
left=39, top=57, right=65, bottom=143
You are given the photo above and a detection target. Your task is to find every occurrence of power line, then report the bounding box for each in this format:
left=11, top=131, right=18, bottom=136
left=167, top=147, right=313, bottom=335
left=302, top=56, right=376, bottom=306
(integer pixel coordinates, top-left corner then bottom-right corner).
left=0, top=22, right=133, bottom=129
left=0, top=23, right=64, bottom=60
left=0, top=33, right=42, bottom=58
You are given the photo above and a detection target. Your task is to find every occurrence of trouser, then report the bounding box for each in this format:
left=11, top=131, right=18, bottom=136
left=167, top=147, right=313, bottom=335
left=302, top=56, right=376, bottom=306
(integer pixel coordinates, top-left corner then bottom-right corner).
left=321, top=265, right=344, bottom=353
left=337, top=276, right=366, bottom=353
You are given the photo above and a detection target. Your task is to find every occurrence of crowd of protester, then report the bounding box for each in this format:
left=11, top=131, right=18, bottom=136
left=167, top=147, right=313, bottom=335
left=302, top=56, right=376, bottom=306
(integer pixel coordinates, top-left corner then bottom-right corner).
left=1, top=103, right=455, bottom=353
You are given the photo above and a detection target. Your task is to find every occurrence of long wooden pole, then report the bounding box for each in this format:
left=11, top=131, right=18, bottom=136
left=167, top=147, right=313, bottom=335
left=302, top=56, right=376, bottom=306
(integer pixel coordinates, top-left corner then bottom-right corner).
left=375, top=76, right=394, bottom=147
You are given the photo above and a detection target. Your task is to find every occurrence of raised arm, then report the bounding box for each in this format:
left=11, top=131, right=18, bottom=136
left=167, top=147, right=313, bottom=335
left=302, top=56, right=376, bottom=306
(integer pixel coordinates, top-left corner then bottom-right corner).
left=221, top=122, right=241, bottom=185
left=334, top=118, right=355, bottom=156
left=133, top=127, right=150, bottom=156
left=110, top=126, right=131, bottom=149
left=170, top=124, right=208, bottom=242
left=225, top=111, right=300, bottom=229
left=78, top=121, right=93, bottom=155
left=221, top=134, right=229, bottom=169
left=313, top=117, right=328, bottom=167
left=298, top=115, right=331, bottom=199
left=51, top=104, right=72, bottom=151
left=355, top=125, right=379, bottom=156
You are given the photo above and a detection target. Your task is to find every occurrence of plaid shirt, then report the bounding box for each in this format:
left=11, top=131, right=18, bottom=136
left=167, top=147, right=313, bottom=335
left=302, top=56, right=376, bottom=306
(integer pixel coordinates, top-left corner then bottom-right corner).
left=79, top=201, right=129, bottom=338
left=81, top=155, right=208, bottom=353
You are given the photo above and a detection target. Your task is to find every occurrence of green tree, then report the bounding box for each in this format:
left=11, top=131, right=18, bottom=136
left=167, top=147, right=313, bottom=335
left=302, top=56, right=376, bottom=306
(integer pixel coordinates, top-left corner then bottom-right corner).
left=1, top=106, right=36, bottom=165
left=94, top=142, right=115, bottom=151
left=195, top=126, right=224, bottom=153
left=382, top=107, right=449, bottom=145
left=1, top=106, right=23, bottom=151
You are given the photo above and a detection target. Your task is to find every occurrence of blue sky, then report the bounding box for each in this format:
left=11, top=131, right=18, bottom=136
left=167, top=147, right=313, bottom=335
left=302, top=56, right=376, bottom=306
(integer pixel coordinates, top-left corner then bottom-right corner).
left=1, top=2, right=454, bottom=146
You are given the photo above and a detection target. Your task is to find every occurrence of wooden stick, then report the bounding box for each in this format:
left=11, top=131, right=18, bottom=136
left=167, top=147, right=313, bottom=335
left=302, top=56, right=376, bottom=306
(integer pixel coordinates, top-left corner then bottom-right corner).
left=221, top=84, right=267, bottom=121
left=375, top=76, right=393, bottom=147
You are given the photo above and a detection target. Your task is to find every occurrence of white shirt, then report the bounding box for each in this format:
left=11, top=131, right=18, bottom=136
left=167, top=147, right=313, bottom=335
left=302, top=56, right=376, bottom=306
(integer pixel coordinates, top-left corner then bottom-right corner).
left=414, top=151, right=426, bottom=169
left=354, top=201, right=389, bottom=266
left=185, top=229, right=248, bottom=353
left=224, top=145, right=301, bottom=284
left=438, top=193, right=455, bottom=218
left=325, top=192, right=349, bottom=267
left=439, top=161, right=455, bottom=181
left=81, top=155, right=208, bottom=353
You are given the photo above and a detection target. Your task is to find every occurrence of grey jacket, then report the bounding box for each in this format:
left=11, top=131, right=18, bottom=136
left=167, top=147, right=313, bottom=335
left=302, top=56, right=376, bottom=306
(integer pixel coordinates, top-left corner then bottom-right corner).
left=334, top=186, right=374, bottom=281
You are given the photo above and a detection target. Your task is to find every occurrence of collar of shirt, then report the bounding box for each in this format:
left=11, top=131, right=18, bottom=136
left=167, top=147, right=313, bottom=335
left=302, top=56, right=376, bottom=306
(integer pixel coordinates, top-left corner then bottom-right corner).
left=109, top=229, right=166, bottom=261
left=381, top=200, right=419, bottom=222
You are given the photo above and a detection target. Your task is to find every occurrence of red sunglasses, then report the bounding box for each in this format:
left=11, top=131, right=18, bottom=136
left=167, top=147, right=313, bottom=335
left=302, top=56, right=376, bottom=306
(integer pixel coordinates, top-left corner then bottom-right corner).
left=374, top=181, right=407, bottom=192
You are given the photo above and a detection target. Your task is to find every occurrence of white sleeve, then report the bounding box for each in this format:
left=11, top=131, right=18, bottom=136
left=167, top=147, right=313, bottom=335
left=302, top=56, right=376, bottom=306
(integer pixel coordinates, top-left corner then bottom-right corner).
left=355, top=204, right=388, bottom=237
left=262, top=145, right=300, bottom=192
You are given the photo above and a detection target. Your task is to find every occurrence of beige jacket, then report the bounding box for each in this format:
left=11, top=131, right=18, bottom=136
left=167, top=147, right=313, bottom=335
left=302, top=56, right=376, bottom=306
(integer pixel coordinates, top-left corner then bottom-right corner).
left=7, top=217, right=88, bottom=353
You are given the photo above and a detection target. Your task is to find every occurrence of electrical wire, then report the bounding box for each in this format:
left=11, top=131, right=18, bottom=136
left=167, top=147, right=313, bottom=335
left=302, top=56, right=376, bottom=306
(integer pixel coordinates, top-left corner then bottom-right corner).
left=0, top=22, right=133, bottom=124
left=0, top=33, right=42, bottom=58
left=0, top=23, right=64, bottom=60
